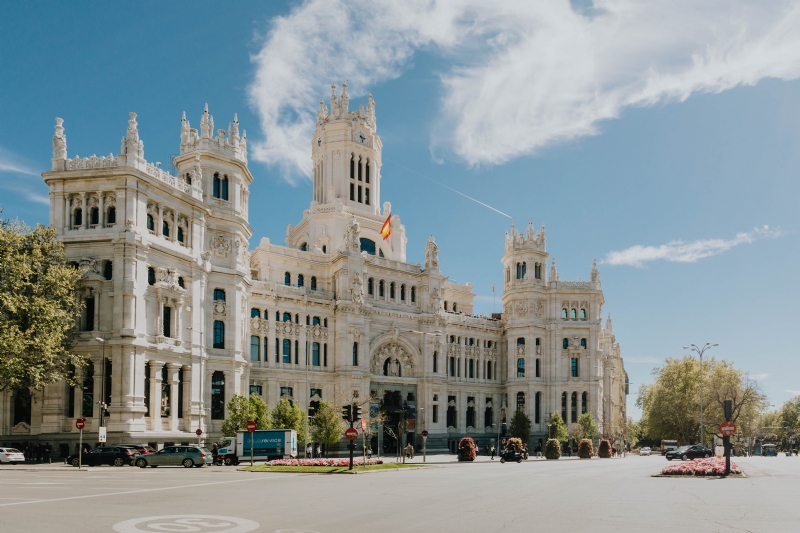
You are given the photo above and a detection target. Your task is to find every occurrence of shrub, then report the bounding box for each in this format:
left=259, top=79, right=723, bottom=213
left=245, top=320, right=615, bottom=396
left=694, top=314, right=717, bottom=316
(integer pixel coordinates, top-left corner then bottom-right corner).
left=545, top=438, right=561, bottom=459
left=458, top=437, right=476, bottom=461
left=505, top=437, right=523, bottom=452
left=577, top=439, right=594, bottom=458
left=598, top=439, right=612, bottom=458
left=660, top=457, right=741, bottom=476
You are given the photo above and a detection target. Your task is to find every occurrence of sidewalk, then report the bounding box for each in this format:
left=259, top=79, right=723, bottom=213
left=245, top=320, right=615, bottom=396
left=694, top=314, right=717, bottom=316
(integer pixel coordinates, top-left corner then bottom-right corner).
left=0, top=461, right=76, bottom=472
left=373, top=454, right=586, bottom=465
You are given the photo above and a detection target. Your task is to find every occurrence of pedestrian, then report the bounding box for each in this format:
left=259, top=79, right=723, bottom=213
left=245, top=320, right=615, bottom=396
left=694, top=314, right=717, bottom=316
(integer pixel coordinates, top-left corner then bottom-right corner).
left=306, top=444, right=312, bottom=457
left=367, top=446, right=372, bottom=460
left=567, top=444, right=572, bottom=457
left=490, top=445, right=496, bottom=460
left=535, top=443, right=542, bottom=458
left=316, top=444, right=321, bottom=458
left=211, top=442, right=219, bottom=464
left=522, top=444, right=528, bottom=459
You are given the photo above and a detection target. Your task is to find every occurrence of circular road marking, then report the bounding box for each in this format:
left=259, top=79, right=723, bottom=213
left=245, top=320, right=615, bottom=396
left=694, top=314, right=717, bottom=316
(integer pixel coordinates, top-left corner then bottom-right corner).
left=113, top=515, right=259, bottom=533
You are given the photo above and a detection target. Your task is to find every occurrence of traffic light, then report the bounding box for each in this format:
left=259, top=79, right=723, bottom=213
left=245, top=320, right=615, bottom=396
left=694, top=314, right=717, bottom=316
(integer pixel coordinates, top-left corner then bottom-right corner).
left=342, top=405, right=352, bottom=422
left=353, top=405, right=362, bottom=421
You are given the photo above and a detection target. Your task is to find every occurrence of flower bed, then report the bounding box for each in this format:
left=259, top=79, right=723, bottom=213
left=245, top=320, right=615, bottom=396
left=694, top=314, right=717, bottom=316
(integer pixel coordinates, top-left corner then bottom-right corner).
left=660, top=457, right=741, bottom=476
left=266, top=458, right=383, bottom=467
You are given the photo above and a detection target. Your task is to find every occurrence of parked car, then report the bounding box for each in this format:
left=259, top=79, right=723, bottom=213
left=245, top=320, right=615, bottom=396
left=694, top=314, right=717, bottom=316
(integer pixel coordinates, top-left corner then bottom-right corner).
left=665, top=445, right=712, bottom=461
left=134, top=446, right=213, bottom=468
left=639, top=447, right=652, bottom=456
left=118, top=444, right=156, bottom=455
left=0, top=448, right=25, bottom=464
left=68, top=446, right=139, bottom=467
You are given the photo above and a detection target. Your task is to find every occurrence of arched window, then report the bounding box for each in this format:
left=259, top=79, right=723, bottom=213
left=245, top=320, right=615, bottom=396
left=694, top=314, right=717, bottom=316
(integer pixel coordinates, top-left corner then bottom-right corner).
left=178, top=277, right=185, bottom=289
left=90, top=207, right=99, bottom=225
left=350, top=154, right=355, bottom=181
left=250, top=336, right=260, bottom=361
left=185, top=172, right=192, bottom=186
left=582, top=391, right=588, bottom=414
left=486, top=361, right=492, bottom=380
left=107, top=206, right=116, bottom=225
left=297, top=274, right=304, bottom=288
left=221, top=176, right=229, bottom=200
left=284, top=272, right=291, bottom=286
left=312, top=342, right=320, bottom=366
left=562, top=338, right=569, bottom=350
left=251, top=308, right=260, bottom=318
left=400, top=285, right=406, bottom=301
left=571, top=391, right=578, bottom=423
left=517, top=337, right=525, bottom=346
left=378, top=280, right=384, bottom=297
left=561, top=392, right=567, bottom=422
left=561, top=308, right=567, bottom=319
left=294, top=314, right=299, bottom=324
left=452, top=303, right=457, bottom=312
left=311, top=316, right=320, bottom=326
left=365, top=159, right=370, bottom=184
left=162, top=221, right=170, bottom=238
left=310, top=277, right=317, bottom=291
left=367, top=278, right=374, bottom=295
left=162, top=305, right=171, bottom=337
left=389, top=282, right=395, bottom=299
left=146, top=213, right=154, bottom=231
left=282, top=312, right=291, bottom=322
left=213, top=320, right=225, bottom=348
left=570, top=308, right=577, bottom=319
left=359, top=238, right=376, bottom=255
left=148, top=267, right=156, bottom=286
left=433, top=350, right=438, bottom=373
left=517, top=392, right=525, bottom=412
left=177, top=227, right=184, bottom=243
left=517, top=358, right=525, bottom=377
left=468, top=359, right=474, bottom=378
left=103, top=260, right=113, bottom=280
left=571, top=358, right=579, bottom=377
left=580, top=338, right=587, bottom=348
left=444, top=301, right=448, bottom=311
left=300, top=242, right=307, bottom=251
left=378, top=249, right=384, bottom=258
left=535, top=358, right=541, bottom=378
left=83, top=297, right=95, bottom=331
left=580, top=309, right=587, bottom=319
left=282, top=339, right=291, bottom=363
left=535, top=392, right=541, bottom=424
left=516, top=263, right=521, bottom=279
left=74, top=208, right=83, bottom=227
left=213, top=289, right=225, bottom=301
left=352, top=342, right=358, bottom=366
left=410, top=286, right=416, bottom=303
left=213, top=173, right=221, bottom=198
left=211, top=371, right=225, bottom=419
left=521, top=262, right=527, bottom=279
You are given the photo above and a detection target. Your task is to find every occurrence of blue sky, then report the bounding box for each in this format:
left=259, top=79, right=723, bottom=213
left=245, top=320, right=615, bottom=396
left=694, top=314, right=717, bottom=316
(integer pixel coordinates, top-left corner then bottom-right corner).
left=2, top=1, right=799, bottom=418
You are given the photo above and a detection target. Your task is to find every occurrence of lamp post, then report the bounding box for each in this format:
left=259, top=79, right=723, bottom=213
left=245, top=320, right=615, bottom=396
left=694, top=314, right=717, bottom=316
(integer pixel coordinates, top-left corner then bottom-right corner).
left=95, top=337, right=107, bottom=430
left=187, top=327, right=206, bottom=445
left=684, top=343, right=718, bottom=447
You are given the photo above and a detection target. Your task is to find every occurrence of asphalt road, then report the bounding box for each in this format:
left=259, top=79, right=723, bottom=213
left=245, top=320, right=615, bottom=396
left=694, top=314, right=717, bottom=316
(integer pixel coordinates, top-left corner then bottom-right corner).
left=1, top=454, right=799, bottom=533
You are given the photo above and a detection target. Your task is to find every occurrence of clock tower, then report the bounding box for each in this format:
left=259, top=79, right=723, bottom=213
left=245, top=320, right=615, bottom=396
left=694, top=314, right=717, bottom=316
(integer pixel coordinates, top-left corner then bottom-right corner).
left=285, top=83, right=406, bottom=261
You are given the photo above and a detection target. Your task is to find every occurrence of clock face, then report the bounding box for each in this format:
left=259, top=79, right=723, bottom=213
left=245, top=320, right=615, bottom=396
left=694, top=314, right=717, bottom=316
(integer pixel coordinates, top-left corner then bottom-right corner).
left=354, top=130, right=367, bottom=145
left=317, top=137, right=322, bottom=147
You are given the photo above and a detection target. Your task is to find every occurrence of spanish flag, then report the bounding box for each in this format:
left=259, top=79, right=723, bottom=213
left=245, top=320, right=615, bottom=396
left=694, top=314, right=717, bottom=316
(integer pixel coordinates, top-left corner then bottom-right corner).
left=380, top=212, right=392, bottom=240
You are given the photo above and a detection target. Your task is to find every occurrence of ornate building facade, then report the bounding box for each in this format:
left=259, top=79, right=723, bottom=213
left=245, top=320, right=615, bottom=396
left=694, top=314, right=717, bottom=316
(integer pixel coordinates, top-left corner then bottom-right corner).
left=0, top=85, right=627, bottom=455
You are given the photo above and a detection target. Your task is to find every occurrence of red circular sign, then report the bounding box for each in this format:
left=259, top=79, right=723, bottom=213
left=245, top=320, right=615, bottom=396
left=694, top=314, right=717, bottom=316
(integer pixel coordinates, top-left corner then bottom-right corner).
left=421, top=430, right=429, bottom=437
left=246, top=421, right=257, bottom=433
left=75, top=418, right=85, bottom=430
left=195, top=428, right=203, bottom=436
left=345, top=428, right=359, bottom=441
left=719, top=421, right=737, bottom=436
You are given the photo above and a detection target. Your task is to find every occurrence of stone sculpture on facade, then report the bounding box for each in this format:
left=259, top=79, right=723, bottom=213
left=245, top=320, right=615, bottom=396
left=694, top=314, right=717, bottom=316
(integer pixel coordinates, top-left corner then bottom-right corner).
left=425, top=236, right=439, bottom=270
left=52, top=118, right=67, bottom=160
left=350, top=272, right=365, bottom=304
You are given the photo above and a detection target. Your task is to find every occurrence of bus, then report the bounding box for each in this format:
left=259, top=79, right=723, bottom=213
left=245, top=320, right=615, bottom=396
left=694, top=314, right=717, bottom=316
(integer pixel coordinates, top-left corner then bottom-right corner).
left=660, top=440, right=678, bottom=455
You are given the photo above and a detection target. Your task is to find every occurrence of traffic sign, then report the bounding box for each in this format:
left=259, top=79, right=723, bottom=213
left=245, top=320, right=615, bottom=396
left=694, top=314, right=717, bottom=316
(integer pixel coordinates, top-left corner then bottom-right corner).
left=195, top=428, right=203, bottom=436
left=421, top=430, right=428, bottom=437
left=98, top=426, right=107, bottom=443
left=719, top=421, right=737, bottom=436
left=345, top=428, right=359, bottom=441
left=246, top=420, right=257, bottom=433
left=75, top=418, right=85, bottom=430
left=361, top=419, right=367, bottom=431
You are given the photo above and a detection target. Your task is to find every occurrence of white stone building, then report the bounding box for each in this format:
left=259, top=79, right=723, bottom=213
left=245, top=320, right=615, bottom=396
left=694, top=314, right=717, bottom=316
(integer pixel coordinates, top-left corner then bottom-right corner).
left=0, top=85, right=627, bottom=456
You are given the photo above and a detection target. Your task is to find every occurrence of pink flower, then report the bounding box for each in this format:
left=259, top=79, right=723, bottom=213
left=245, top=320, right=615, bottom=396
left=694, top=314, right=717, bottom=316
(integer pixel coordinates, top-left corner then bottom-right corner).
left=660, top=457, right=739, bottom=476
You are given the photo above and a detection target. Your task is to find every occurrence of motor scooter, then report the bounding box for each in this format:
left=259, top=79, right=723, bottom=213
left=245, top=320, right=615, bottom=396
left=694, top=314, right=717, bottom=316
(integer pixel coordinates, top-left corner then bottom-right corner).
left=499, top=449, right=523, bottom=463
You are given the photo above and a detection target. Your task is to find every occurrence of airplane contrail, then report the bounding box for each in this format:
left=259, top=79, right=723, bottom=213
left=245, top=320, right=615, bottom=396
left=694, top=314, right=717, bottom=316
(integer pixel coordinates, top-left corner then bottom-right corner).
left=384, top=158, right=512, bottom=219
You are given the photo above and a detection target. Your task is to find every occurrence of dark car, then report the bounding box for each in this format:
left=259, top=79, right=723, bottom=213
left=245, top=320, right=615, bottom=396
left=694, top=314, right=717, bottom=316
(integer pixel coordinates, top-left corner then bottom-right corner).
left=68, top=446, right=138, bottom=467
left=665, top=445, right=712, bottom=461
left=119, top=444, right=156, bottom=455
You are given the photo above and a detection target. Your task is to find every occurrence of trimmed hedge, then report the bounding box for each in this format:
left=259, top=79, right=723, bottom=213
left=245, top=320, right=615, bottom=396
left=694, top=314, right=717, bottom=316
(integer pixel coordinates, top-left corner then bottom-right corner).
left=598, top=439, right=612, bottom=458
left=458, top=437, right=476, bottom=461
left=545, top=438, right=561, bottom=460
left=577, top=439, right=594, bottom=458
left=506, top=437, right=523, bottom=452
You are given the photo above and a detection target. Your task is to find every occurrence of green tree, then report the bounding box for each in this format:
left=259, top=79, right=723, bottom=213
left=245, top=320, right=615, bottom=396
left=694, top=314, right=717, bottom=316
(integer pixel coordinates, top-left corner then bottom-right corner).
left=271, top=399, right=308, bottom=446
left=548, top=412, right=568, bottom=443
left=312, top=401, right=345, bottom=448
left=577, top=412, right=598, bottom=441
left=221, top=393, right=271, bottom=437
left=0, top=221, right=84, bottom=391
left=627, top=417, right=643, bottom=449
left=509, top=409, right=532, bottom=441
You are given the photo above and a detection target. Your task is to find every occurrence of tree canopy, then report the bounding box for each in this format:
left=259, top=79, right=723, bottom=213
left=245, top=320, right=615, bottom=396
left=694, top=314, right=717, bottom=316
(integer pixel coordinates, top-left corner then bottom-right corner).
left=509, top=409, right=532, bottom=441
left=221, top=393, right=271, bottom=437
left=0, top=221, right=84, bottom=391
left=548, top=412, right=568, bottom=443
left=311, top=401, right=345, bottom=446
left=577, top=412, right=598, bottom=441
left=271, top=399, right=309, bottom=445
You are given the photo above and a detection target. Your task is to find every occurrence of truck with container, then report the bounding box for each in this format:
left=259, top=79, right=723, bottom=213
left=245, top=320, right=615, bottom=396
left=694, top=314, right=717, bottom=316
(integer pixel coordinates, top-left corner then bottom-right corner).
left=660, top=440, right=678, bottom=455
left=214, top=429, right=297, bottom=465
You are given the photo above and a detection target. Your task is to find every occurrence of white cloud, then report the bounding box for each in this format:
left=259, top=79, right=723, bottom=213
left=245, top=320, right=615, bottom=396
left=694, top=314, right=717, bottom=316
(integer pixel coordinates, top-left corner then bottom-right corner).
left=624, top=356, right=661, bottom=364
left=248, top=0, right=800, bottom=181
left=751, top=373, right=770, bottom=381
left=786, top=389, right=800, bottom=397
left=602, top=225, right=782, bottom=267
left=0, top=146, right=37, bottom=176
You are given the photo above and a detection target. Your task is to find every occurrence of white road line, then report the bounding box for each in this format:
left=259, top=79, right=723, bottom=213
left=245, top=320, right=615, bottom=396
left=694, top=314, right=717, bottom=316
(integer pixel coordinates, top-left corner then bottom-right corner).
left=0, top=475, right=282, bottom=507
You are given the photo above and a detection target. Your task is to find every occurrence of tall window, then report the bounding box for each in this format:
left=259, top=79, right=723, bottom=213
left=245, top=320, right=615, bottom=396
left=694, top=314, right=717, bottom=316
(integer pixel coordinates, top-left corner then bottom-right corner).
left=312, top=316, right=321, bottom=326
left=265, top=337, right=270, bottom=363
left=561, top=308, right=568, bottom=319
left=562, top=338, right=569, bottom=350
left=580, top=309, right=587, bottom=319
left=571, top=358, right=579, bottom=377
left=282, top=312, right=291, bottom=322
left=485, top=404, right=493, bottom=428
left=250, top=336, right=260, bottom=361
left=143, top=364, right=150, bottom=417
left=90, top=207, right=99, bottom=225
left=389, top=282, right=395, bottom=299
left=324, top=344, right=328, bottom=366
left=468, top=359, right=474, bottom=378
left=570, top=308, right=577, bottom=319
left=367, top=278, right=374, bottom=295
left=107, top=206, right=116, bottom=224
left=433, top=404, right=439, bottom=424
left=213, top=173, right=221, bottom=198
left=360, top=238, right=376, bottom=255
left=561, top=392, right=567, bottom=423
left=535, top=392, right=541, bottom=424
left=447, top=396, right=457, bottom=427
left=211, top=371, right=225, bottom=420
left=433, top=351, right=438, bottom=373
left=177, top=227, right=184, bottom=243
left=516, top=392, right=525, bottom=413
left=410, top=286, right=416, bottom=303
left=571, top=392, right=577, bottom=423
left=378, top=280, right=384, bottom=297
left=213, top=320, right=225, bottom=348
left=535, top=358, right=541, bottom=378
left=74, top=208, right=83, bottom=227
left=580, top=338, right=587, bottom=348
left=84, top=297, right=95, bottom=331
left=282, top=339, right=291, bottom=364
left=312, top=342, right=320, bottom=366
left=449, top=357, right=455, bottom=377
left=487, top=361, right=492, bottom=380
left=352, top=342, right=358, bottom=366
left=284, top=272, right=291, bottom=286
left=581, top=391, right=588, bottom=414
left=297, top=274, right=304, bottom=288
left=146, top=213, right=154, bottom=231
left=162, top=220, right=170, bottom=238
left=400, top=285, right=406, bottom=301
left=517, top=358, right=525, bottom=378
left=310, top=277, right=317, bottom=291
left=162, top=305, right=171, bottom=337
left=213, top=289, right=225, bottom=301
left=251, top=308, right=260, bottom=318
left=295, top=340, right=299, bottom=364
left=517, top=337, right=525, bottom=346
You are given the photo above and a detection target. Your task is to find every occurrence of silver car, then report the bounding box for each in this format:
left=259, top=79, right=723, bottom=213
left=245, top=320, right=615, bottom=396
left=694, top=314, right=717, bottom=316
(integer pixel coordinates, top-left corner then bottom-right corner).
left=135, top=446, right=213, bottom=468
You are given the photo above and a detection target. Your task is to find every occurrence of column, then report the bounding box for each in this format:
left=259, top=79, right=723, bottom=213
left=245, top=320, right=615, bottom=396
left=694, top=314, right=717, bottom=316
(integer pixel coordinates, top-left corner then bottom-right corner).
left=223, top=370, right=233, bottom=415
left=299, top=326, right=308, bottom=369
left=175, top=298, right=184, bottom=346
left=157, top=204, right=163, bottom=237
left=182, top=365, right=193, bottom=432
left=267, top=320, right=276, bottom=368
left=98, top=192, right=105, bottom=227
left=81, top=193, right=88, bottom=229
left=150, top=361, right=163, bottom=431
left=92, top=359, right=103, bottom=422
left=168, top=363, right=180, bottom=432
left=64, top=195, right=71, bottom=231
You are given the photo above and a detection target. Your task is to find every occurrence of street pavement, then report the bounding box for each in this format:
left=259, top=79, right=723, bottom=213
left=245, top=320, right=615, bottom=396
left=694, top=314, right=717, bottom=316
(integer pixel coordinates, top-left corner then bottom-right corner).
left=1, top=454, right=799, bottom=533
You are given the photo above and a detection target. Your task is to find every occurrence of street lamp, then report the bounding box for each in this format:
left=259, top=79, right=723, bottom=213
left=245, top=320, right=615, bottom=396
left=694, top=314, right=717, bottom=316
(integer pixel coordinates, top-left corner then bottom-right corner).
left=95, top=337, right=108, bottom=429
left=405, top=329, right=442, bottom=459
left=683, top=343, right=718, bottom=447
